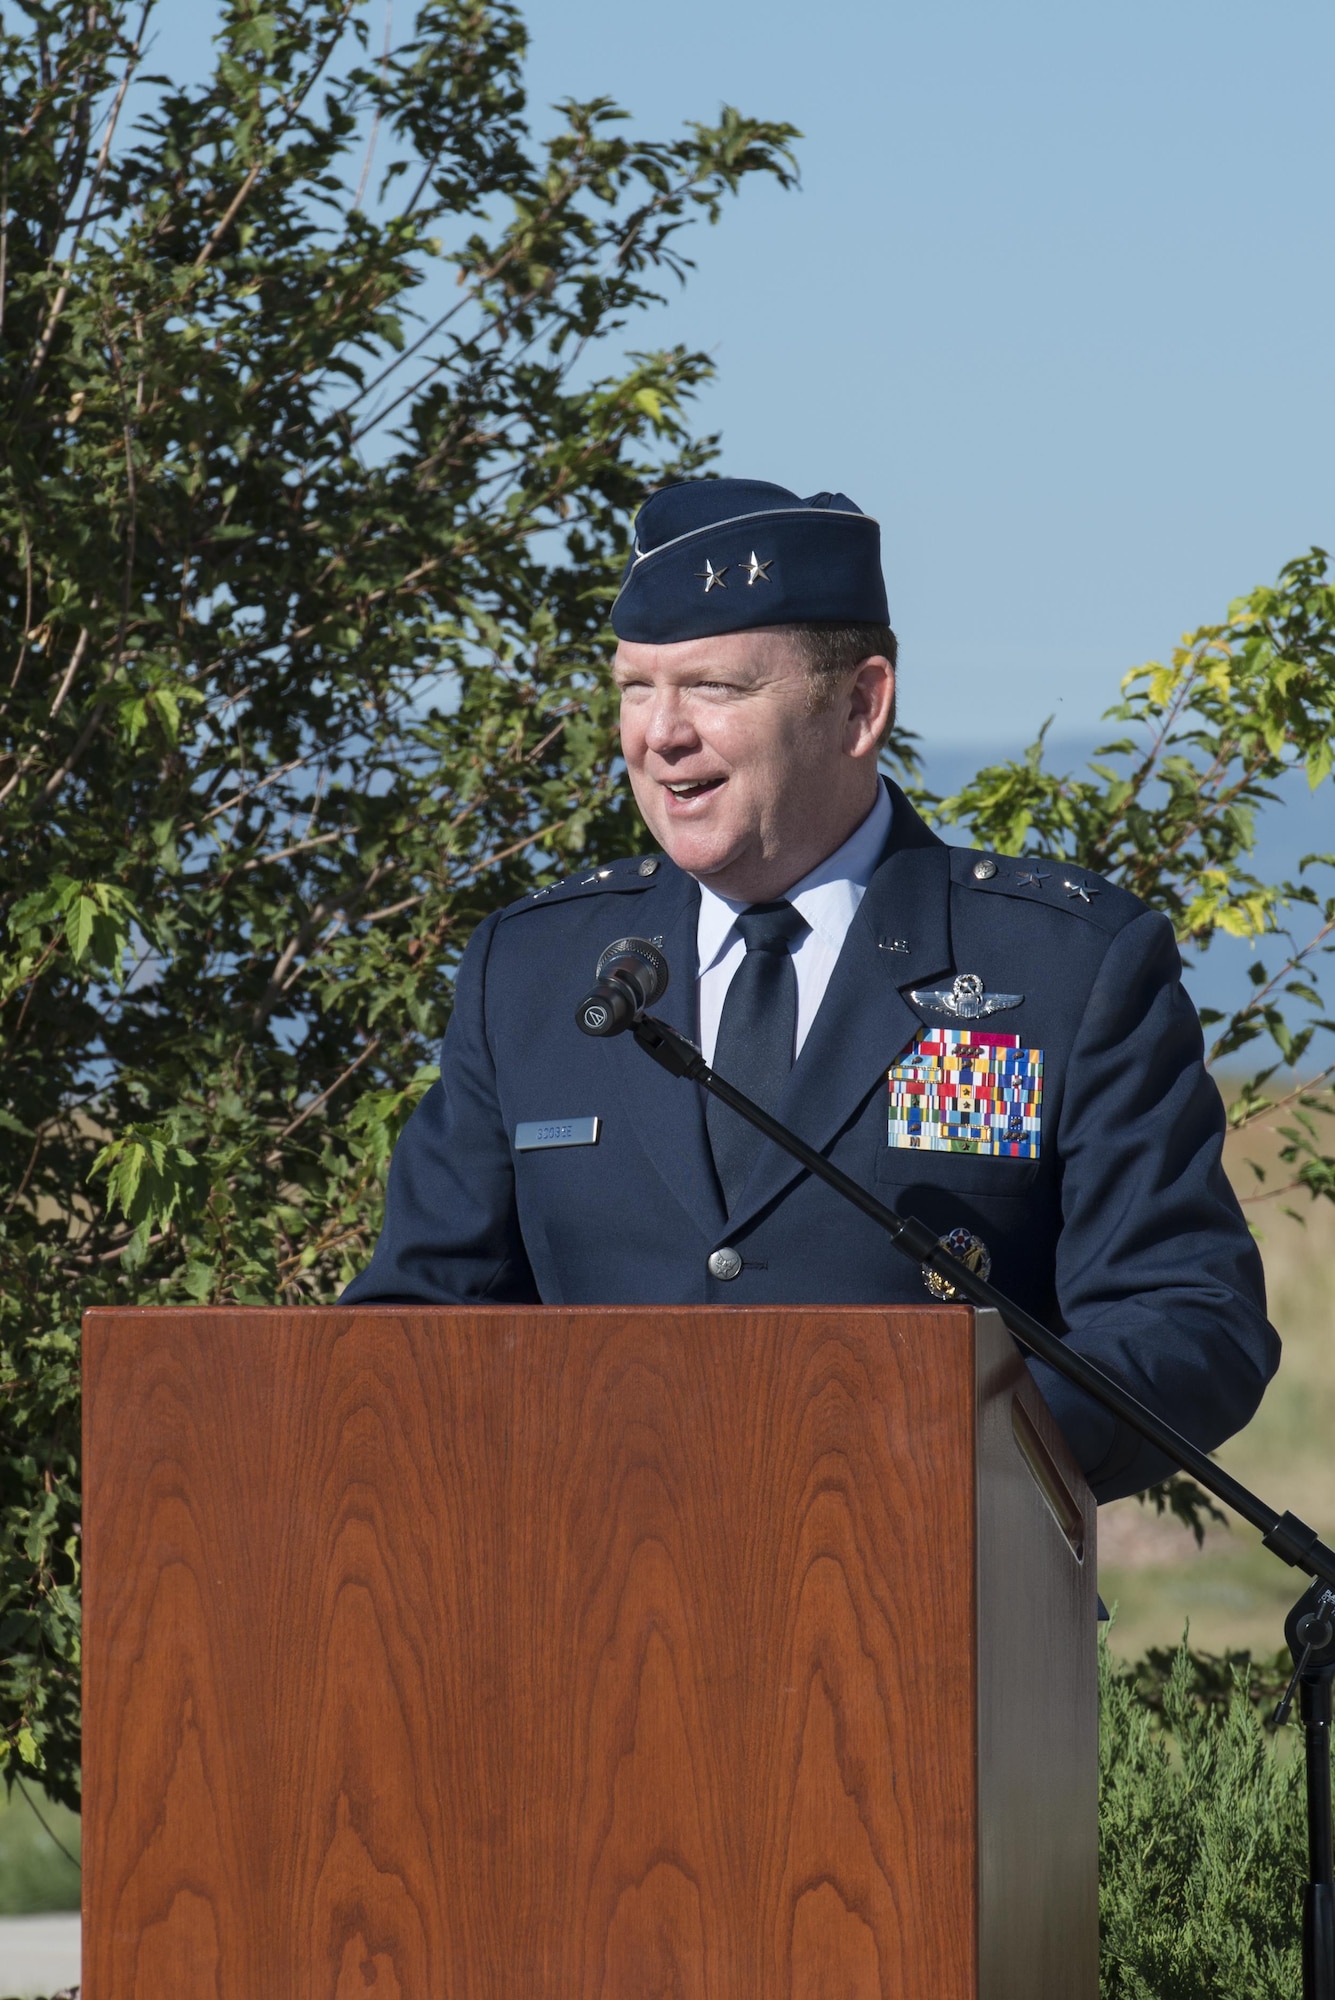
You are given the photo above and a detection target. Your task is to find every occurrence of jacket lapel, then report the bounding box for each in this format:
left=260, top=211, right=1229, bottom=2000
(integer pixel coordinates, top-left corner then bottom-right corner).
left=723, top=791, right=954, bottom=1233
left=606, top=864, right=727, bottom=1239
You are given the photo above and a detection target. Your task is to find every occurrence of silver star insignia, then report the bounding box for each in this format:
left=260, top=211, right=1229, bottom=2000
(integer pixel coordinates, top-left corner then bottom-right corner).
left=744, top=550, right=773, bottom=586
left=1017, top=867, right=1051, bottom=888
left=1064, top=877, right=1098, bottom=903
left=696, top=558, right=728, bottom=593
left=908, top=972, right=1023, bottom=1020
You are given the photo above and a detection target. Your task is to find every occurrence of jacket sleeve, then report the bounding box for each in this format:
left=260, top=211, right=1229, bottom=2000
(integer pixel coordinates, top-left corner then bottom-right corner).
left=1027, top=908, right=1280, bottom=1502
left=339, top=910, right=538, bottom=1305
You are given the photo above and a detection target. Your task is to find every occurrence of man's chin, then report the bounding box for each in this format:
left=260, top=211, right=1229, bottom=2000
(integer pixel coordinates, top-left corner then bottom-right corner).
left=652, top=825, right=748, bottom=886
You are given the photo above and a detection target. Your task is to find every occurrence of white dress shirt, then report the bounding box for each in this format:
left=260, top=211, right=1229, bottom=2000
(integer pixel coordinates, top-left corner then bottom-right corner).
left=695, top=782, right=894, bottom=1064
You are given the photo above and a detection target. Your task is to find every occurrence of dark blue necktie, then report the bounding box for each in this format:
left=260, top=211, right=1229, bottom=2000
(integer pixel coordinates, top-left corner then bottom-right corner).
left=706, top=900, right=810, bottom=1212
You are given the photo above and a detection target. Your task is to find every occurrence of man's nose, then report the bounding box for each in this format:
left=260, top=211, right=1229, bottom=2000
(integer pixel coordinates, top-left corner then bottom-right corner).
left=642, top=694, right=699, bottom=754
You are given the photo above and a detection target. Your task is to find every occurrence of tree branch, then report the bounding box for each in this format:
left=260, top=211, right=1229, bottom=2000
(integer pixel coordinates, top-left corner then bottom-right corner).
left=251, top=861, right=392, bottom=1028
left=352, top=0, right=393, bottom=212
left=1208, top=916, right=1335, bottom=1066
left=38, top=696, right=109, bottom=802
left=271, top=1034, right=384, bottom=1150
left=191, top=1, right=358, bottom=274
left=19, top=1, right=152, bottom=401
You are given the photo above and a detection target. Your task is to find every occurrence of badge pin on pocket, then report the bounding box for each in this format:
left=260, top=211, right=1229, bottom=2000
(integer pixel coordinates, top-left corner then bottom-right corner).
left=908, top=972, right=1023, bottom=1020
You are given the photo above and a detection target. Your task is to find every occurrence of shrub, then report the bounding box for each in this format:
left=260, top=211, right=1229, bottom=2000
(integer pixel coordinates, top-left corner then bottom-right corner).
left=1099, top=1637, right=1306, bottom=1998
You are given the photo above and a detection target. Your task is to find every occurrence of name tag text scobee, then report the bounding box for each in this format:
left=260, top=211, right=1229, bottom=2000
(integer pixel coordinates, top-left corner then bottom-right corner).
left=514, top=1116, right=601, bottom=1152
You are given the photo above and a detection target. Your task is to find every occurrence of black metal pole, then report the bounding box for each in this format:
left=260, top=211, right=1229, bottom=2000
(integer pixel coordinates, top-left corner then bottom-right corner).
left=1282, top=1590, right=1335, bottom=2000
left=1302, top=1670, right=1335, bottom=2000
left=628, top=1010, right=1335, bottom=1592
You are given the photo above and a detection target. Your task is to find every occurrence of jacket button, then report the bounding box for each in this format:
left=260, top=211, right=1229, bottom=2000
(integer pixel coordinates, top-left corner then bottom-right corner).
left=972, top=857, right=997, bottom=880
left=708, top=1246, right=742, bottom=1281
left=638, top=857, right=661, bottom=876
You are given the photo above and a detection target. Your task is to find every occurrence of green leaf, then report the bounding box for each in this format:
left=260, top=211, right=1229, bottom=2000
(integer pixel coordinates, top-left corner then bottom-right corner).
left=66, top=895, right=97, bottom=964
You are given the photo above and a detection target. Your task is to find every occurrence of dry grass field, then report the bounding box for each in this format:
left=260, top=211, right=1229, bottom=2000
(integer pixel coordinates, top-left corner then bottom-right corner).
left=1098, top=1101, right=1335, bottom=1664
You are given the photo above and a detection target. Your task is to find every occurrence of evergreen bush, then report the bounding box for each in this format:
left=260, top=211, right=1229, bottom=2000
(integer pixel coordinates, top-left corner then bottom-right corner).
left=1099, top=1637, right=1306, bottom=1998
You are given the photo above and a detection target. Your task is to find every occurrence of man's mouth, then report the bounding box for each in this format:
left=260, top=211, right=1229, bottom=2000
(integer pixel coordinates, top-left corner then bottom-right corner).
left=664, top=777, right=723, bottom=800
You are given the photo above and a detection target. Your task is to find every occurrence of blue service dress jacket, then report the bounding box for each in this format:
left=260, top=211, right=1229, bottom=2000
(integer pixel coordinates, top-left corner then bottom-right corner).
left=342, top=782, right=1278, bottom=1504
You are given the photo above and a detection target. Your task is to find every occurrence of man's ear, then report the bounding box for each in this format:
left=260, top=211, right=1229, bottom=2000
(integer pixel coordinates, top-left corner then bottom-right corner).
left=846, top=655, right=895, bottom=756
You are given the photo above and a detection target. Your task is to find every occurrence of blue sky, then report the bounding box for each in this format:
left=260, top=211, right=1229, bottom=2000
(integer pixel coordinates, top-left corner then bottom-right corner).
left=516, top=0, right=1335, bottom=746
left=141, top=0, right=1333, bottom=747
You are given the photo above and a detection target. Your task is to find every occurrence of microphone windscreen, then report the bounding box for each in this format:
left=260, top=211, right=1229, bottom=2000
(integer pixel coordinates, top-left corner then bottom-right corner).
left=575, top=937, right=671, bottom=1036
left=594, top=937, right=669, bottom=1009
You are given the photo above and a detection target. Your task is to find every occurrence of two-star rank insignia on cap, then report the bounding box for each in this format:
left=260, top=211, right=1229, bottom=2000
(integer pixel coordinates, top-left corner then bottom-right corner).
left=612, top=477, right=888, bottom=642
left=697, top=552, right=771, bottom=593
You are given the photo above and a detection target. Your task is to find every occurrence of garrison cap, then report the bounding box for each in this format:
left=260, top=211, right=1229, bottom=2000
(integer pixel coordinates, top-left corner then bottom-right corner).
left=610, top=477, right=890, bottom=643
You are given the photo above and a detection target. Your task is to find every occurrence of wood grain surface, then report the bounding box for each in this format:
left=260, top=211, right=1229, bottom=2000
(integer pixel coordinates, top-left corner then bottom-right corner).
left=83, top=1305, right=1095, bottom=1999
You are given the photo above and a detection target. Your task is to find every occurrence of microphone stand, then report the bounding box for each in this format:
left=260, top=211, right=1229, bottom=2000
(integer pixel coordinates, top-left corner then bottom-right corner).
left=626, top=1008, right=1335, bottom=1997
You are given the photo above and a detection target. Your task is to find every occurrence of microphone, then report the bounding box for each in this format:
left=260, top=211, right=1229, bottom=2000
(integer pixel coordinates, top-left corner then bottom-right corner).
left=575, top=937, right=669, bottom=1037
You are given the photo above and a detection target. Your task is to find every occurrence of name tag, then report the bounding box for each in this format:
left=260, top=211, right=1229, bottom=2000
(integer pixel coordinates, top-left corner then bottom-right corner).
left=514, top=1116, right=601, bottom=1152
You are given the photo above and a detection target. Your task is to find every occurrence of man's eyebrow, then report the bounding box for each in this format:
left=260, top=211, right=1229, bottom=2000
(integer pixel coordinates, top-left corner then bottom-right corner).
left=612, top=661, right=754, bottom=684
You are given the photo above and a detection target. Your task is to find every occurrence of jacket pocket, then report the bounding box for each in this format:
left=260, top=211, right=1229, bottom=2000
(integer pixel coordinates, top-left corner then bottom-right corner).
left=873, top=1145, right=1041, bottom=1194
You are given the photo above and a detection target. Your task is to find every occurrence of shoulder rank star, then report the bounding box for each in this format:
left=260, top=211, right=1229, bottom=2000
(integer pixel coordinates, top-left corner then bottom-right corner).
left=908, top=971, right=1023, bottom=1020
left=1063, top=877, right=1098, bottom=903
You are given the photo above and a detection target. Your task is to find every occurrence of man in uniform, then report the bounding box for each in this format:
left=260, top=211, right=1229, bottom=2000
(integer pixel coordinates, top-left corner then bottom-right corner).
left=342, top=477, right=1278, bottom=1503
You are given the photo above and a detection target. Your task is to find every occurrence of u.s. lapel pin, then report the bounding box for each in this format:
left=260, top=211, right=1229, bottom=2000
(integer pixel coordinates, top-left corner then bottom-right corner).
left=908, top=971, right=1023, bottom=1020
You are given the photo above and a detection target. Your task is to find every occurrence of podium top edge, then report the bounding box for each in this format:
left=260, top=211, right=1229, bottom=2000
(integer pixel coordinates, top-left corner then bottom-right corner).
left=82, top=1302, right=986, bottom=1326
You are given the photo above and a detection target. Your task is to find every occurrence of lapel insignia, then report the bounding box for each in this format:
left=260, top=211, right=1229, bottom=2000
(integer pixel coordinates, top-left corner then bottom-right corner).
left=923, top=1225, right=993, bottom=1301
left=908, top=971, right=1023, bottom=1020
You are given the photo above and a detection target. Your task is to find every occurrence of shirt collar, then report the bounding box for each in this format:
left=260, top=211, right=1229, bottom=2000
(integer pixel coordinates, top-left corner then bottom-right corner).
left=695, top=779, right=894, bottom=973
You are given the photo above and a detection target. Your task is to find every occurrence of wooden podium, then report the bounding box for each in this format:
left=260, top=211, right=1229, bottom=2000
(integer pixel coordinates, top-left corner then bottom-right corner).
left=82, top=1305, right=1097, bottom=1999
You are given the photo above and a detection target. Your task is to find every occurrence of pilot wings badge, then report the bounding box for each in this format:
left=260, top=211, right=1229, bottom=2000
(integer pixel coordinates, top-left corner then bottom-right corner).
left=908, top=972, right=1023, bottom=1020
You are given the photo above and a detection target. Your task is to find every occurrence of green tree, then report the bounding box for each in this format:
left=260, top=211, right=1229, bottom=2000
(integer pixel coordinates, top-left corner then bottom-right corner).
left=0, top=0, right=796, bottom=1803
left=928, top=551, right=1335, bottom=1193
